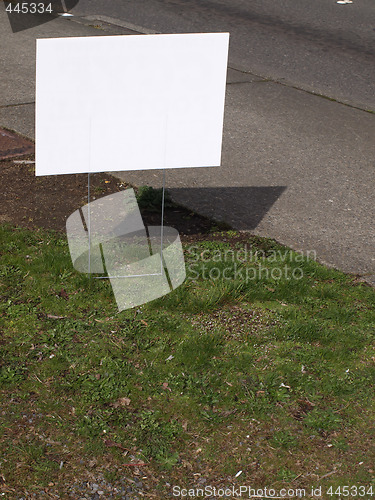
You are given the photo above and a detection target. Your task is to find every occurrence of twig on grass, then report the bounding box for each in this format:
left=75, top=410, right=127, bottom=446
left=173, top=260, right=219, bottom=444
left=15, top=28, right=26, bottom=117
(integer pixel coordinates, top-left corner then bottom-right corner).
left=319, top=469, right=337, bottom=481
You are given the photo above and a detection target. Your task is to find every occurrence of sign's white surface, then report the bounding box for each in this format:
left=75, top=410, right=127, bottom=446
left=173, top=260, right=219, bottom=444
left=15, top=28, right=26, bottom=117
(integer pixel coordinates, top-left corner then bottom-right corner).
left=36, top=33, right=229, bottom=176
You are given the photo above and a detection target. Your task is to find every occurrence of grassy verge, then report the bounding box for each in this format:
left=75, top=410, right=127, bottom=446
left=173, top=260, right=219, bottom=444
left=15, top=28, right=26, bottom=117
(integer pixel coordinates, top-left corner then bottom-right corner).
left=0, top=224, right=374, bottom=498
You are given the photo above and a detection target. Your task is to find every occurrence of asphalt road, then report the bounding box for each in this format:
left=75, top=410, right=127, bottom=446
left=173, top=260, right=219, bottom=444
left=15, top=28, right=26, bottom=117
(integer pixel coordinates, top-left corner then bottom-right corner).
left=72, top=0, right=375, bottom=111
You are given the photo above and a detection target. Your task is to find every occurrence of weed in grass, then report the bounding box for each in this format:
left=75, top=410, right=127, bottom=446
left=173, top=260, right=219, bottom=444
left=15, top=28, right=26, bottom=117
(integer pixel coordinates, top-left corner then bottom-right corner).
left=270, top=430, right=298, bottom=449
left=135, top=185, right=173, bottom=212
left=76, top=413, right=110, bottom=438
left=332, top=437, right=349, bottom=451
left=277, top=467, right=296, bottom=481
left=0, top=364, right=28, bottom=385
left=14, top=439, right=60, bottom=485
left=136, top=409, right=182, bottom=466
left=70, top=358, right=134, bottom=405
left=304, top=409, right=343, bottom=434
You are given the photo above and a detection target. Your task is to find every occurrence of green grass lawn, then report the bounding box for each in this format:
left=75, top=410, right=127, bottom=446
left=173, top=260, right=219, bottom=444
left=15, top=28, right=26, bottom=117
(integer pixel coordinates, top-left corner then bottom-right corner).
left=0, top=224, right=374, bottom=498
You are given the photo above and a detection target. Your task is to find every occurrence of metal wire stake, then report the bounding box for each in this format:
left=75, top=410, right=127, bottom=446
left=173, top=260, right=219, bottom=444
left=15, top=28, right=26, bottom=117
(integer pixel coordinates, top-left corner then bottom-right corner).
left=88, top=172, right=91, bottom=276
left=160, top=168, right=166, bottom=275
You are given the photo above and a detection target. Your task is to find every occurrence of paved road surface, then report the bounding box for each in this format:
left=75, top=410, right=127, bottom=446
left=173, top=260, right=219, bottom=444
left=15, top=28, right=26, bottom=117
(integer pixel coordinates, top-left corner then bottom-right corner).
left=72, top=0, right=375, bottom=111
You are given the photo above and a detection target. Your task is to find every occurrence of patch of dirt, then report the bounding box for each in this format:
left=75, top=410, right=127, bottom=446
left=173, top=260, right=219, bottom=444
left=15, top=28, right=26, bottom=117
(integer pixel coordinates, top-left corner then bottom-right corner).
left=184, top=304, right=282, bottom=340
left=0, top=154, right=219, bottom=238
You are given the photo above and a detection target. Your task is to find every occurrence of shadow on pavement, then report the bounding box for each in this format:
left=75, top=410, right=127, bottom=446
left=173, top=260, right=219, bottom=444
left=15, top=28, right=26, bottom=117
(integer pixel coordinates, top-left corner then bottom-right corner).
left=167, top=186, right=287, bottom=231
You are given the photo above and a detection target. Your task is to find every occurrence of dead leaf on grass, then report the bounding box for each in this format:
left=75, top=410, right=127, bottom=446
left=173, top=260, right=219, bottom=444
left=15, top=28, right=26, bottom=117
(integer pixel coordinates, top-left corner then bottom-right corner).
left=111, top=397, right=131, bottom=408
left=58, top=288, right=69, bottom=300
left=94, top=317, right=111, bottom=323
left=162, top=382, right=172, bottom=392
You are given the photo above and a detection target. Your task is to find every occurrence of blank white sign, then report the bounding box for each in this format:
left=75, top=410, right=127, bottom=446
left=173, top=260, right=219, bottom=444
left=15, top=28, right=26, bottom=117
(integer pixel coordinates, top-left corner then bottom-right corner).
left=35, top=33, right=229, bottom=176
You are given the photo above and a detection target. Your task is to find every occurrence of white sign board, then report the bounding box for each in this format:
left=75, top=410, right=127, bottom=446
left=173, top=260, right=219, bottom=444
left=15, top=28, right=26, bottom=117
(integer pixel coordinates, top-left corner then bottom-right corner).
left=36, top=33, right=229, bottom=176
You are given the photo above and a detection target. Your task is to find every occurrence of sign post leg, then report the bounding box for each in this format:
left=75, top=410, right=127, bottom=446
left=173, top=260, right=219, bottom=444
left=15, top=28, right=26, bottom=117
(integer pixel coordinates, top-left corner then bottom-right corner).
left=160, top=168, right=166, bottom=275
left=87, top=172, right=91, bottom=276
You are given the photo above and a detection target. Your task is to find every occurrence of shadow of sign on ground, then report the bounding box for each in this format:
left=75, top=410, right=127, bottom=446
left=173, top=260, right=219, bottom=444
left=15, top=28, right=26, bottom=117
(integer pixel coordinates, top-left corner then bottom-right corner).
left=167, top=186, right=287, bottom=230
